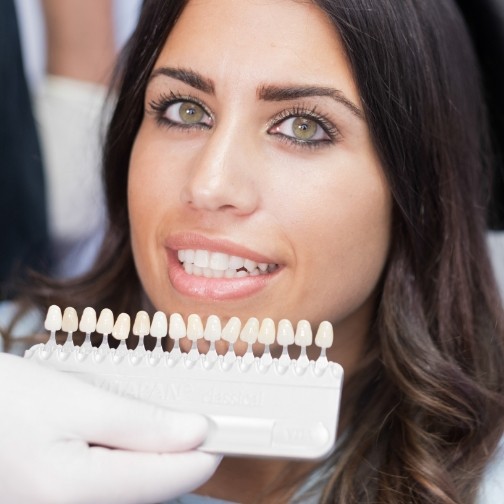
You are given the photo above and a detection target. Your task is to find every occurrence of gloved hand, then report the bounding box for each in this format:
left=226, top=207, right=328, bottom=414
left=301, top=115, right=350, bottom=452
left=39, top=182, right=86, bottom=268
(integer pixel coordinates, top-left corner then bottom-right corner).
left=0, top=352, right=220, bottom=504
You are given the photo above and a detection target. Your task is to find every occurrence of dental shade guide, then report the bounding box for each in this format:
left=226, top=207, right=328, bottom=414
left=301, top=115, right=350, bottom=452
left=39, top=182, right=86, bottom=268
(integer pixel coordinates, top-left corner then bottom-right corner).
left=25, top=305, right=344, bottom=460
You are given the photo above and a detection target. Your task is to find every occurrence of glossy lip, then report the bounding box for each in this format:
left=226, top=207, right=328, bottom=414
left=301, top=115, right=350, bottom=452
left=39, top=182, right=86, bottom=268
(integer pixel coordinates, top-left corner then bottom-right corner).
left=165, top=233, right=282, bottom=300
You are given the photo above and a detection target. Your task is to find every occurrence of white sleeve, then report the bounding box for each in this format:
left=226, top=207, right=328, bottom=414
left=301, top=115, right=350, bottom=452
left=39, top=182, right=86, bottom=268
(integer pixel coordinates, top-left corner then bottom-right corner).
left=478, top=436, right=504, bottom=504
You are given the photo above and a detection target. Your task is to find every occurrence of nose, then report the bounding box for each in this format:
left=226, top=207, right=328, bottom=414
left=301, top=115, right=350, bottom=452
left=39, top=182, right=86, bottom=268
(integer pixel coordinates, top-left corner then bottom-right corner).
left=180, top=125, right=260, bottom=216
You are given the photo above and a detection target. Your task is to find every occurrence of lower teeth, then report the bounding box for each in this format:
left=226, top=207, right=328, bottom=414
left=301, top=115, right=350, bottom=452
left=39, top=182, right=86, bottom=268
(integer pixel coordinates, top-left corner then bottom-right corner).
left=181, top=263, right=277, bottom=277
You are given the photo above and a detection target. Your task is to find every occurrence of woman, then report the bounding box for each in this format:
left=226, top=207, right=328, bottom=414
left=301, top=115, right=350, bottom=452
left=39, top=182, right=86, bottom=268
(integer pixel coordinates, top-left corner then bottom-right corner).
left=3, top=0, right=504, bottom=502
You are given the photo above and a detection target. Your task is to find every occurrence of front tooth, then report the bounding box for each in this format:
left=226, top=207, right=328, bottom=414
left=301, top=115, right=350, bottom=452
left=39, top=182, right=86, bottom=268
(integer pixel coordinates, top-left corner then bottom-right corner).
left=295, top=320, right=313, bottom=346
left=193, top=265, right=203, bottom=276
left=194, top=250, right=210, bottom=268
left=277, top=319, right=295, bottom=346
left=224, top=269, right=236, bottom=278
left=315, top=321, right=333, bottom=348
left=168, top=313, right=185, bottom=340
left=258, top=318, right=275, bottom=345
left=96, top=308, right=114, bottom=335
left=79, top=307, right=97, bottom=333
left=185, top=249, right=195, bottom=263
left=229, top=255, right=245, bottom=270
left=62, top=307, right=78, bottom=333
left=187, top=314, right=204, bottom=341
left=44, top=305, right=62, bottom=332
left=112, top=313, right=130, bottom=340
left=133, top=311, right=150, bottom=337
left=184, top=262, right=193, bottom=275
left=222, top=316, right=241, bottom=343
left=240, top=317, right=259, bottom=344
left=209, top=252, right=230, bottom=271
left=204, top=315, right=221, bottom=342
left=203, top=268, right=213, bottom=278
left=243, top=259, right=258, bottom=272
left=150, top=311, right=168, bottom=338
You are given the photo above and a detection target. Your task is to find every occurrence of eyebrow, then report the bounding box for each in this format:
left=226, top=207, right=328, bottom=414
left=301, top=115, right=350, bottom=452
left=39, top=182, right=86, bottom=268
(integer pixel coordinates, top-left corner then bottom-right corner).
left=258, top=84, right=364, bottom=119
left=149, top=66, right=364, bottom=119
left=150, top=67, right=215, bottom=94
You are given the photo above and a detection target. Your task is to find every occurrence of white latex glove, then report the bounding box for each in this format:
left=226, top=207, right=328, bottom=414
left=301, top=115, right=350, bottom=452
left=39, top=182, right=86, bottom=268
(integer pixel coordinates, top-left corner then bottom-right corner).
left=0, top=353, right=220, bottom=504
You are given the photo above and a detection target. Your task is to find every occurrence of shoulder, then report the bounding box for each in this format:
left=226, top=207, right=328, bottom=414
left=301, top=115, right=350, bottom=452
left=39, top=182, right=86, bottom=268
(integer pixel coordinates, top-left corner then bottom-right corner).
left=162, top=495, right=236, bottom=504
left=0, top=301, right=43, bottom=355
left=478, top=435, right=504, bottom=504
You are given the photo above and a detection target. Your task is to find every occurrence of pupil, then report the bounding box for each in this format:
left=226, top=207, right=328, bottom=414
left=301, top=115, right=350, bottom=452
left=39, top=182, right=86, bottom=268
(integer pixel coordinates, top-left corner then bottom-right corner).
left=293, top=117, right=317, bottom=140
left=180, top=102, right=203, bottom=124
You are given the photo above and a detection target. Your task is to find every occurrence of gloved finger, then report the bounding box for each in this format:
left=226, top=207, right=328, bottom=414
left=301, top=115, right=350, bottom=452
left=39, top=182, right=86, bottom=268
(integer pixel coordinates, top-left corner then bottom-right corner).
left=51, top=444, right=221, bottom=504
left=57, top=379, right=210, bottom=452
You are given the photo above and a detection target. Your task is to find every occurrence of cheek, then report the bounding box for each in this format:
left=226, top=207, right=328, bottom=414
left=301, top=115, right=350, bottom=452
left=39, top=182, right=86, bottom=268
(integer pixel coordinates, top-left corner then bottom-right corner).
left=128, top=129, right=181, bottom=236
left=127, top=131, right=174, bottom=280
left=274, top=158, right=392, bottom=322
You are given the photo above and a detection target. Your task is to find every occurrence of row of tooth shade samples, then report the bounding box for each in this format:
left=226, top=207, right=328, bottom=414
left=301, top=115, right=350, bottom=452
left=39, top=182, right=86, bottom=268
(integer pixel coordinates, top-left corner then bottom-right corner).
left=43, top=306, right=335, bottom=368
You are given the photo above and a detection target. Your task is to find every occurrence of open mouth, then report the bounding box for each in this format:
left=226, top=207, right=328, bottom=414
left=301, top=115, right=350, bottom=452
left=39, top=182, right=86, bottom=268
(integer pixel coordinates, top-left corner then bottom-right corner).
left=178, top=249, right=279, bottom=279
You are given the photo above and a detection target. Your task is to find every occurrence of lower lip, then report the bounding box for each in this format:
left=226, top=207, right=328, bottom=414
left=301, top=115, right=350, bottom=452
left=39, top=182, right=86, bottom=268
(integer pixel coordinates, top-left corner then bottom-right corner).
left=166, top=250, right=279, bottom=301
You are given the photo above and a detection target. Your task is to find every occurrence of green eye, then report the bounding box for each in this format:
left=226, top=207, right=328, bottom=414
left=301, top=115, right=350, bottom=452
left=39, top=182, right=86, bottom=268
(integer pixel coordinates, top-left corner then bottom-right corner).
left=292, top=117, right=318, bottom=140
left=269, top=115, right=331, bottom=144
left=178, top=101, right=205, bottom=124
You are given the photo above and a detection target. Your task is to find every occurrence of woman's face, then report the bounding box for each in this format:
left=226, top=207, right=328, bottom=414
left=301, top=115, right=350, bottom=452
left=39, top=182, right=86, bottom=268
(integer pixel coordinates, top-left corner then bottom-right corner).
left=129, top=0, right=391, bottom=365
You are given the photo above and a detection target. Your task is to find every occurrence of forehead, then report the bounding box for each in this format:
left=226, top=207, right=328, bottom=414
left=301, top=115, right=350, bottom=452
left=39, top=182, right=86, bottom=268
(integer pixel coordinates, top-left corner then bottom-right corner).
left=154, top=0, right=359, bottom=101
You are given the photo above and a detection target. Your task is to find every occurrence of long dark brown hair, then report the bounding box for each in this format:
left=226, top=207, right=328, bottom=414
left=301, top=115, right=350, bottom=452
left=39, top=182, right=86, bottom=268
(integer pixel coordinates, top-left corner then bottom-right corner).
left=17, top=0, right=504, bottom=502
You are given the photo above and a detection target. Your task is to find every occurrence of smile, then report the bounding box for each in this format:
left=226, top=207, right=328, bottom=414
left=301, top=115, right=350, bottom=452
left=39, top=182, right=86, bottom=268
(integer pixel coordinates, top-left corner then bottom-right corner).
left=178, top=249, right=279, bottom=279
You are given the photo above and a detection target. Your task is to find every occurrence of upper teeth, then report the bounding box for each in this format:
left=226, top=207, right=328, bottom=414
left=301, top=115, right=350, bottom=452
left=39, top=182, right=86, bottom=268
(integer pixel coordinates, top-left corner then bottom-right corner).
left=178, top=249, right=277, bottom=278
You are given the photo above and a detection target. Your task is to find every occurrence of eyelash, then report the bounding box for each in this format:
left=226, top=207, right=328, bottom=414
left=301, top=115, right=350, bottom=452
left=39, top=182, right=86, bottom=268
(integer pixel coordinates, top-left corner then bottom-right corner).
left=148, top=92, right=213, bottom=130
left=147, top=94, right=340, bottom=149
left=267, top=106, right=340, bottom=149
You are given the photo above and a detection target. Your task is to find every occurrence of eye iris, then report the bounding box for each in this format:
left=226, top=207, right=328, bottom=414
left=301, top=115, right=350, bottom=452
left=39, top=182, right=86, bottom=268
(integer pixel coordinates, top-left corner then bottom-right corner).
left=292, top=117, right=317, bottom=140
left=179, top=102, right=204, bottom=124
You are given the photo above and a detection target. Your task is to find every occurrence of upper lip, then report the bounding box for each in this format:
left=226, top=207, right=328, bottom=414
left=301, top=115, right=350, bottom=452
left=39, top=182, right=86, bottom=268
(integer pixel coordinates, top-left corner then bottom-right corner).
left=164, top=232, right=279, bottom=265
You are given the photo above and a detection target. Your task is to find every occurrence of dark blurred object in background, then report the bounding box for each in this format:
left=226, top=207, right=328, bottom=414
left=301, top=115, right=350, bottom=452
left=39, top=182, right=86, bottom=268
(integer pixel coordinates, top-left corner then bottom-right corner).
left=457, top=0, right=504, bottom=230
left=0, top=0, right=50, bottom=298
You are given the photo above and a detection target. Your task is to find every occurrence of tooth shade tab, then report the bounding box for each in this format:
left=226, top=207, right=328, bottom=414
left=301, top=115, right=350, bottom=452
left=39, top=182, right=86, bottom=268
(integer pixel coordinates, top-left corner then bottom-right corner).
left=62, top=307, right=78, bottom=333
left=150, top=311, right=168, bottom=338
left=96, top=308, right=114, bottom=335
left=112, top=313, right=130, bottom=341
left=44, top=305, right=62, bottom=332
left=315, top=321, right=334, bottom=349
left=133, top=311, right=150, bottom=337
left=277, top=319, right=295, bottom=346
left=204, top=315, right=221, bottom=342
left=79, top=307, right=97, bottom=334
left=187, top=314, right=204, bottom=341
left=295, top=320, right=313, bottom=347
left=258, top=318, right=275, bottom=345
left=169, top=313, right=186, bottom=340
left=222, top=317, right=241, bottom=343
left=240, top=318, right=259, bottom=344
